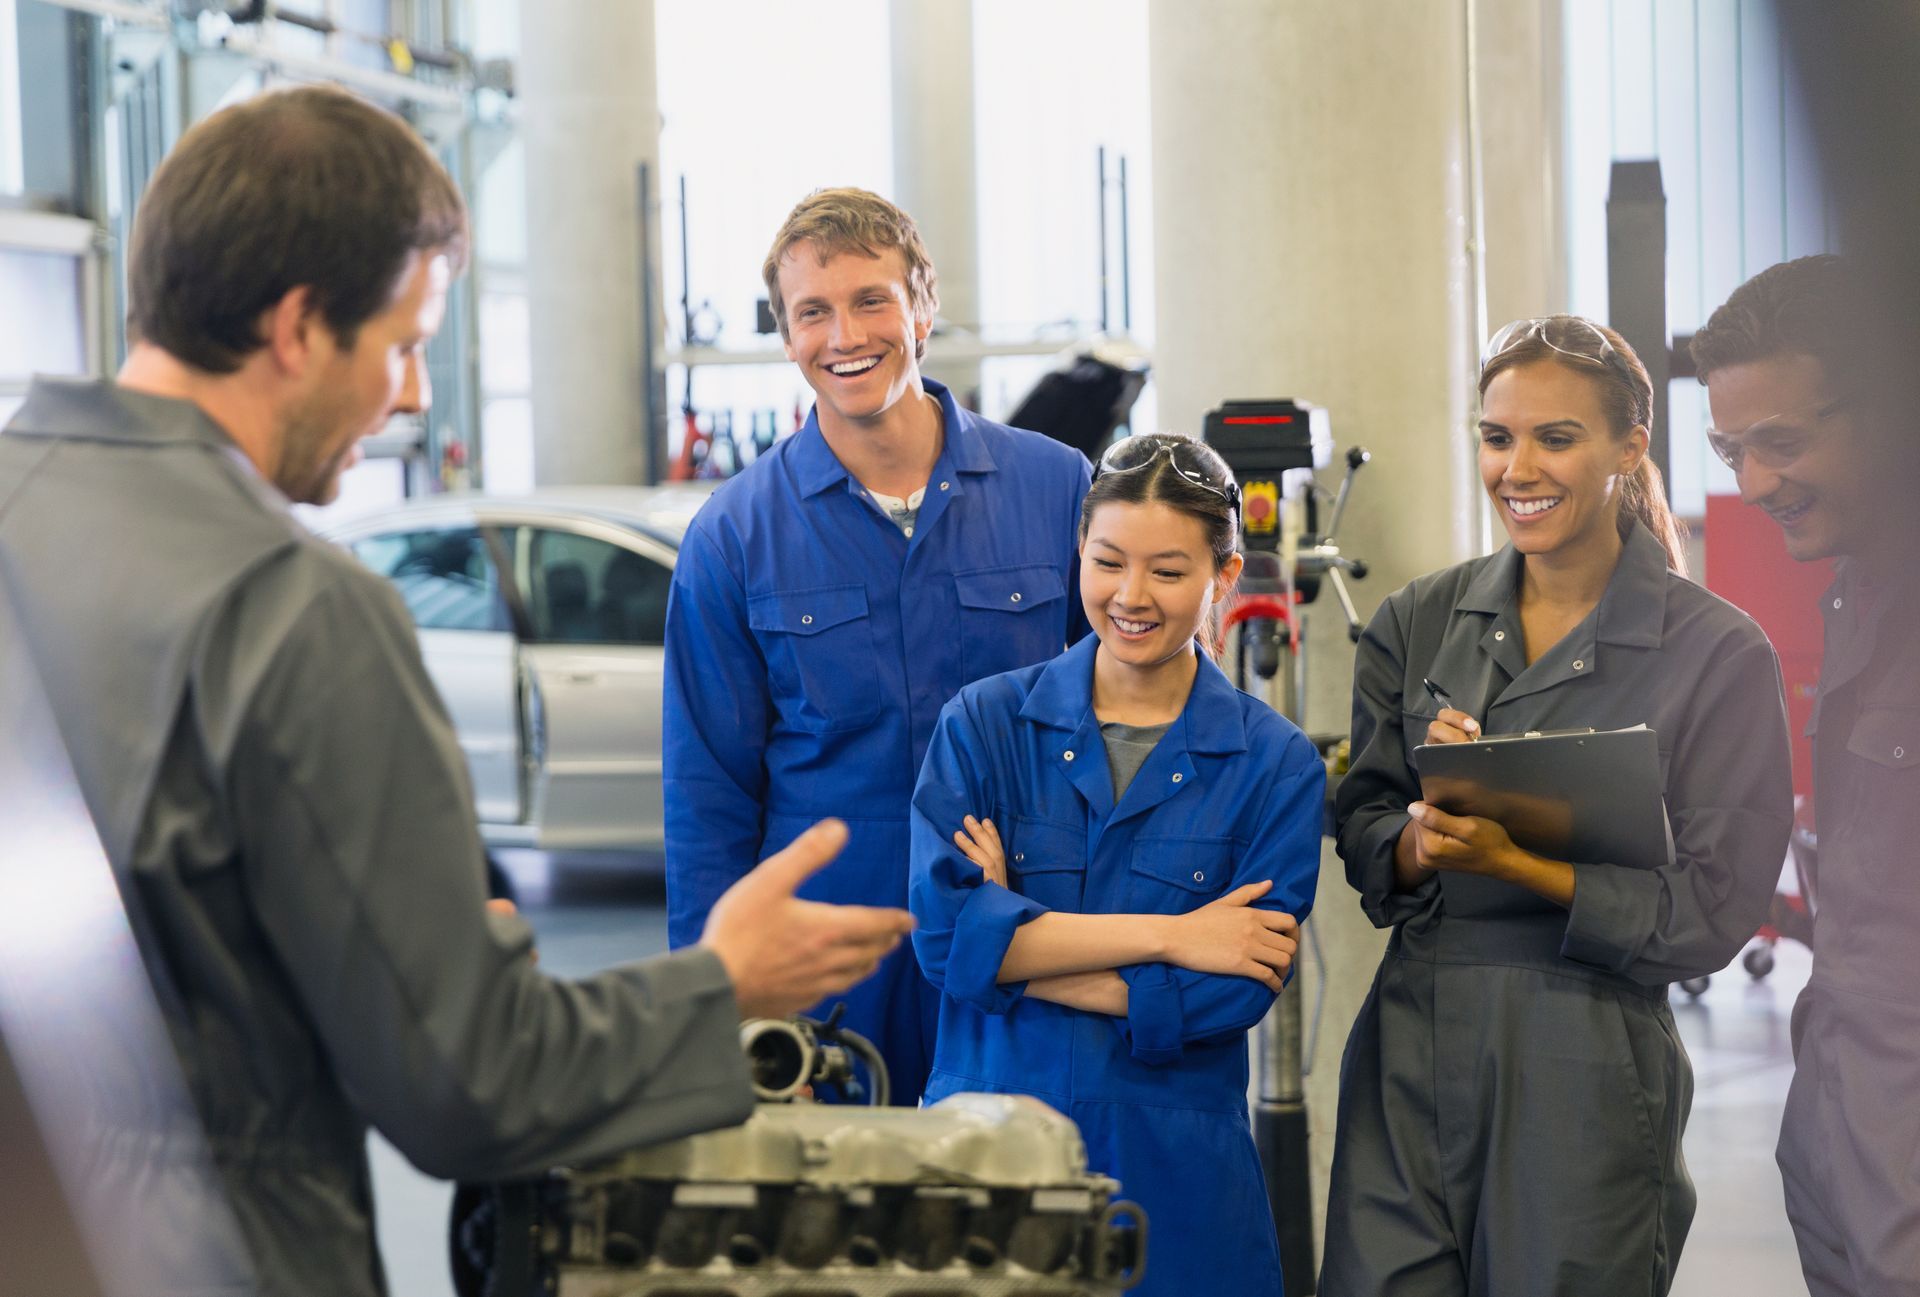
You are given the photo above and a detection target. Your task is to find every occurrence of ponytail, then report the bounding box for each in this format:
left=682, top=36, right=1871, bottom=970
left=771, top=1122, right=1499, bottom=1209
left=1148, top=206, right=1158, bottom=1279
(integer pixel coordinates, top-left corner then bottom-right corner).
left=1617, top=456, right=1690, bottom=576
left=1201, top=600, right=1228, bottom=661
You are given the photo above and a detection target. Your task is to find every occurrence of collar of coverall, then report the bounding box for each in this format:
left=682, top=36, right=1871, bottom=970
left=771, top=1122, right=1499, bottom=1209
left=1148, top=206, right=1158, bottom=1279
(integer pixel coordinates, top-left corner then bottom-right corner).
left=1451, top=516, right=1670, bottom=650
left=788, top=377, right=997, bottom=500
left=1017, top=631, right=1250, bottom=756
left=5, top=376, right=236, bottom=452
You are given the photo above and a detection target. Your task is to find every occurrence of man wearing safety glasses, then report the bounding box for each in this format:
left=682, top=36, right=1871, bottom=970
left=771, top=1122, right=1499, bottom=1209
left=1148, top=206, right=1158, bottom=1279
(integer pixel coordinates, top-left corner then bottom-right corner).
left=1694, top=254, right=1920, bottom=1297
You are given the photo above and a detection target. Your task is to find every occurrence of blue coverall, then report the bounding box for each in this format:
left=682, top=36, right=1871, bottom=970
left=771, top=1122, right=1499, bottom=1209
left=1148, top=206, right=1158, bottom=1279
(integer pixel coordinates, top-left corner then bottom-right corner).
left=909, top=634, right=1325, bottom=1297
left=664, top=379, right=1090, bottom=1102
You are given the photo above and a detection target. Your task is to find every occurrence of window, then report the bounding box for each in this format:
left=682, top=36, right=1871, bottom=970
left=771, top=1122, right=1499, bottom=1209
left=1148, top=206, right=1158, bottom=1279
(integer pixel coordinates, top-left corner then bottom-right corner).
left=519, top=527, right=670, bottom=647
left=351, top=527, right=511, bottom=633
left=0, top=0, right=24, bottom=195
left=0, top=210, right=95, bottom=420
left=1563, top=0, right=1833, bottom=518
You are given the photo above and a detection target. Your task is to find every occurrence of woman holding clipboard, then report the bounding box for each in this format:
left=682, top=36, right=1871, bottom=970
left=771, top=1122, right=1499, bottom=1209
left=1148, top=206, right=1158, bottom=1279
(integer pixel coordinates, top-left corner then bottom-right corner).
left=909, top=435, right=1324, bottom=1297
left=1321, top=317, right=1793, bottom=1296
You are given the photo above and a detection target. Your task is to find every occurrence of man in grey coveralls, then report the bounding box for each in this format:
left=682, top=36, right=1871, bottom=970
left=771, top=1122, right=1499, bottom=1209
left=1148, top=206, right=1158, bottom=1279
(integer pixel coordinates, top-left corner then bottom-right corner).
left=0, top=86, right=911, bottom=1296
left=1695, top=256, right=1920, bottom=1296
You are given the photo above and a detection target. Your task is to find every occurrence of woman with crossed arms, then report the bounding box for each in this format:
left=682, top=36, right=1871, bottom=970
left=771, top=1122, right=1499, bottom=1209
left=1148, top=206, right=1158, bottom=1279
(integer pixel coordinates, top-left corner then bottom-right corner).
left=910, top=434, right=1324, bottom=1296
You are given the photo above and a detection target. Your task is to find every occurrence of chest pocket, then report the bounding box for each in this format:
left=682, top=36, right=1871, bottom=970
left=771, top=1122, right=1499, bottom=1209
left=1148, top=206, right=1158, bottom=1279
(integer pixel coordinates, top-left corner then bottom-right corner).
left=1845, top=705, right=1920, bottom=773
left=1006, top=816, right=1086, bottom=912
left=1128, top=835, right=1235, bottom=912
left=747, top=584, right=879, bottom=733
left=1834, top=703, right=1920, bottom=896
left=954, top=564, right=1066, bottom=682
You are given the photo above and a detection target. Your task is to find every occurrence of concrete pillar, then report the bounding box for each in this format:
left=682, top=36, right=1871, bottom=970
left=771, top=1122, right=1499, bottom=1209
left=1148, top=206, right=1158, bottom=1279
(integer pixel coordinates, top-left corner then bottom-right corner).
left=1470, top=0, right=1568, bottom=552
left=1475, top=0, right=1568, bottom=329
left=1149, top=0, right=1482, bottom=736
left=519, top=0, right=659, bottom=484
left=1148, top=0, right=1558, bottom=1253
left=889, top=0, right=983, bottom=406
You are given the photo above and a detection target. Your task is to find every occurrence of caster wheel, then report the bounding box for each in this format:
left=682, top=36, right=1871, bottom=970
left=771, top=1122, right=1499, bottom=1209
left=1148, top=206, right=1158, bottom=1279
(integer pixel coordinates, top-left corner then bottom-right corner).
left=1743, top=946, right=1776, bottom=980
left=1679, top=976, right=1711, bottom=998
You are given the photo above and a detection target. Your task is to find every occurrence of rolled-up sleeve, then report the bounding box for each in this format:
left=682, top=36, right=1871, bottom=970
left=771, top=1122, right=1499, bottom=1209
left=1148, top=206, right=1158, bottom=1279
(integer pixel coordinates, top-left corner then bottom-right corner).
left=1560, top=636, right=1793, bottom=984
left=1335, top=592, right=1441, bottom=929
left=909, top=698, right=1046, bottom=1014
left=1113, top=737, right=1325, bottom=1065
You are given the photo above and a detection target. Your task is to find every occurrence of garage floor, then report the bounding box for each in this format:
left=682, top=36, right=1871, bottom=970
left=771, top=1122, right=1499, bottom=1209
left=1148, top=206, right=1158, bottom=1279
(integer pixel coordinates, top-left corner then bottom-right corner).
left=369, top=857, right=1812, bottom=1297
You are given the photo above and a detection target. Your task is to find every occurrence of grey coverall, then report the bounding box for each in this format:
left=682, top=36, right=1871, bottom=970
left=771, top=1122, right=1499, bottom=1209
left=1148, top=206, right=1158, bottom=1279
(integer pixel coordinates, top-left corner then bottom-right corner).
left=1777, top=560, right=1920, bottom=1296
left=0, top=378, right=756, bottom=1296
left=1322, top=522, right=1794, bottom=1297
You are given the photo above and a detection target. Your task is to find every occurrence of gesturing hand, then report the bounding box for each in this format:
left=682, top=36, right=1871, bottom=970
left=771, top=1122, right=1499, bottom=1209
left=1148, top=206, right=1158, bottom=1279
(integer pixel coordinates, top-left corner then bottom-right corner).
left=485, top=897, right=537, bottom=964
left=952, top=814, right=1008, bottom=888
left=701, top=819, right=916, bottom=1020
left=1162, top=880, right=1300, bottom=991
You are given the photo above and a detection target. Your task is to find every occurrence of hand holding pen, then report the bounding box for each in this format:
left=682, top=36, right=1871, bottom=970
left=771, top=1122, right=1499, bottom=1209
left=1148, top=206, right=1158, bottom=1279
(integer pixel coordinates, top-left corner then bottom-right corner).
left=1403, top=678, right=1517, bottom=883
left=1420, top=677, right=1481, bottom=745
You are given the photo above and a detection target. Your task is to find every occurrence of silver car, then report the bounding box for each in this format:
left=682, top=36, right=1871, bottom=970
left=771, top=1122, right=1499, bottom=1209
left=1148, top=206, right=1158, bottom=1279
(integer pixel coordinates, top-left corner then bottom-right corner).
left=320, top=485, right=717, bottom=853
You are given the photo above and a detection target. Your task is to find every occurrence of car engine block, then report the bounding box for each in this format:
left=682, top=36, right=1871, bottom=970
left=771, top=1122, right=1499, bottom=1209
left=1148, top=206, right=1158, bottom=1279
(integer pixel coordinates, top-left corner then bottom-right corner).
left=453, top=1092, right=1144, bottom=1295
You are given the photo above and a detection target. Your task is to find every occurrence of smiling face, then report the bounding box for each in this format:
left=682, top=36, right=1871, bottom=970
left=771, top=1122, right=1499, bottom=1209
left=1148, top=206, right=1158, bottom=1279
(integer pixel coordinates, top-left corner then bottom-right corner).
left=777, top=242, right=931, bottom=434
left=278, top=250, right=449, bottom=505
left=1478, top=358, right=1646, bottom=560
left=1703, top=351, right=1876, bottom=562
left=1081, top=500, right=1243, bottom=672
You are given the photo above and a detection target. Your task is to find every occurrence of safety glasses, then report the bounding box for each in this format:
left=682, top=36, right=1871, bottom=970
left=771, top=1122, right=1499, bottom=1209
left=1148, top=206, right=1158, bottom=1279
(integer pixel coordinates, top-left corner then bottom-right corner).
left=1093, top=438, right=1241, bottom=513
left=1706, top=398, right=1849, bottom=473
left=1480, top=316, right=1635, bottom=383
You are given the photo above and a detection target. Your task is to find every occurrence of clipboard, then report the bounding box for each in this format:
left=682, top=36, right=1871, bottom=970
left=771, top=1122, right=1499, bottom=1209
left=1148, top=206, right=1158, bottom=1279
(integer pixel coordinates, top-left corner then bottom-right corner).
left=1411, top=724, right=1673, bottom=868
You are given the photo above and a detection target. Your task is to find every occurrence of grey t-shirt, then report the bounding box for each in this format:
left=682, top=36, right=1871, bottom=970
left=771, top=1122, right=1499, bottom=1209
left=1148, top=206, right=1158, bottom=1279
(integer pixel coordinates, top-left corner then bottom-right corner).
left=1101, top=719, right=1174, bottom=800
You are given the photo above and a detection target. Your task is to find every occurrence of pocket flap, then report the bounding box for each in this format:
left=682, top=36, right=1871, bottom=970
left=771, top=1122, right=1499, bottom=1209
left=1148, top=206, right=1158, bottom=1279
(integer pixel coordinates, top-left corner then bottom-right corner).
left=1130, top=836, right=1235, bottom=893
left=748, top=584, right=869, bottom=636
left=1846, top=705, right=1920, bottom=770
left=1008, top=817, right=1085, bottom=874
left=954, top=564, right=1065, bottom=613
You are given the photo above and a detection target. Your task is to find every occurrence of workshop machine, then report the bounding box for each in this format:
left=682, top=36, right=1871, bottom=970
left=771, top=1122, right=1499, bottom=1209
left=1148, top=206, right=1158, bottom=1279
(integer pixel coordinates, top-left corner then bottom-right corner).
left=452, top=1013, right=1145, bottom=1296
left=1204, top=399, right=1372, bottom=1297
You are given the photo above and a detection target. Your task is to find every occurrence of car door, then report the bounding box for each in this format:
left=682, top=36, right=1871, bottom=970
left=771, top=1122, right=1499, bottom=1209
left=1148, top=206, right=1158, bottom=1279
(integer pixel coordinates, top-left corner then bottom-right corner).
left=502, top=520, right=672, bottom=851
left=348, top=524, right=525, bottom=829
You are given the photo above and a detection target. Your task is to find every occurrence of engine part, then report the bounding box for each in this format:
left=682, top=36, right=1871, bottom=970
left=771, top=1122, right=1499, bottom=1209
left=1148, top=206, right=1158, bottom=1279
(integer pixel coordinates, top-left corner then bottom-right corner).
left=453, top=1093, right=1145, bottom=1295
left=740, top=1005, right=889, bottom=1106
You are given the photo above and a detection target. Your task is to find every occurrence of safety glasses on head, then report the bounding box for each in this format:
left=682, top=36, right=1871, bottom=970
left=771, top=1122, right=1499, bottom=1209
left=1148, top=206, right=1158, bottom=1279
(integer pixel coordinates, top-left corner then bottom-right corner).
left=1481, top=316, right=1634, bottom=383
left=1093, top=437, right=1241, bottom=513
left=1706, top=398, right=1850, bottom=473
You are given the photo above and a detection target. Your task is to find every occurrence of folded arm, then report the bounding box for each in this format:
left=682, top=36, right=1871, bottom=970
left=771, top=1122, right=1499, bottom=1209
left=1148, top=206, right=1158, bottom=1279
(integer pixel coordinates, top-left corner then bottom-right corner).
left=1113, top=746, right=1325, bottom=1064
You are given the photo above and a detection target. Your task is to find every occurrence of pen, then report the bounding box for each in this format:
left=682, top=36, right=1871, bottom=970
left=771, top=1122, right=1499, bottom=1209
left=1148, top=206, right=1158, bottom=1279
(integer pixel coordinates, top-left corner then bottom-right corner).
left=1422, top=677, right=1480, bottom=737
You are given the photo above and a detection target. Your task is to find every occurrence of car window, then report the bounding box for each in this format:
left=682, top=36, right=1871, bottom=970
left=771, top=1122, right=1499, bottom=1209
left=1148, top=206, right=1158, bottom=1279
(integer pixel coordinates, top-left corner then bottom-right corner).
left=350, top=527, right=512, bottom=633
left=518, top=527, right=670, bottom=646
